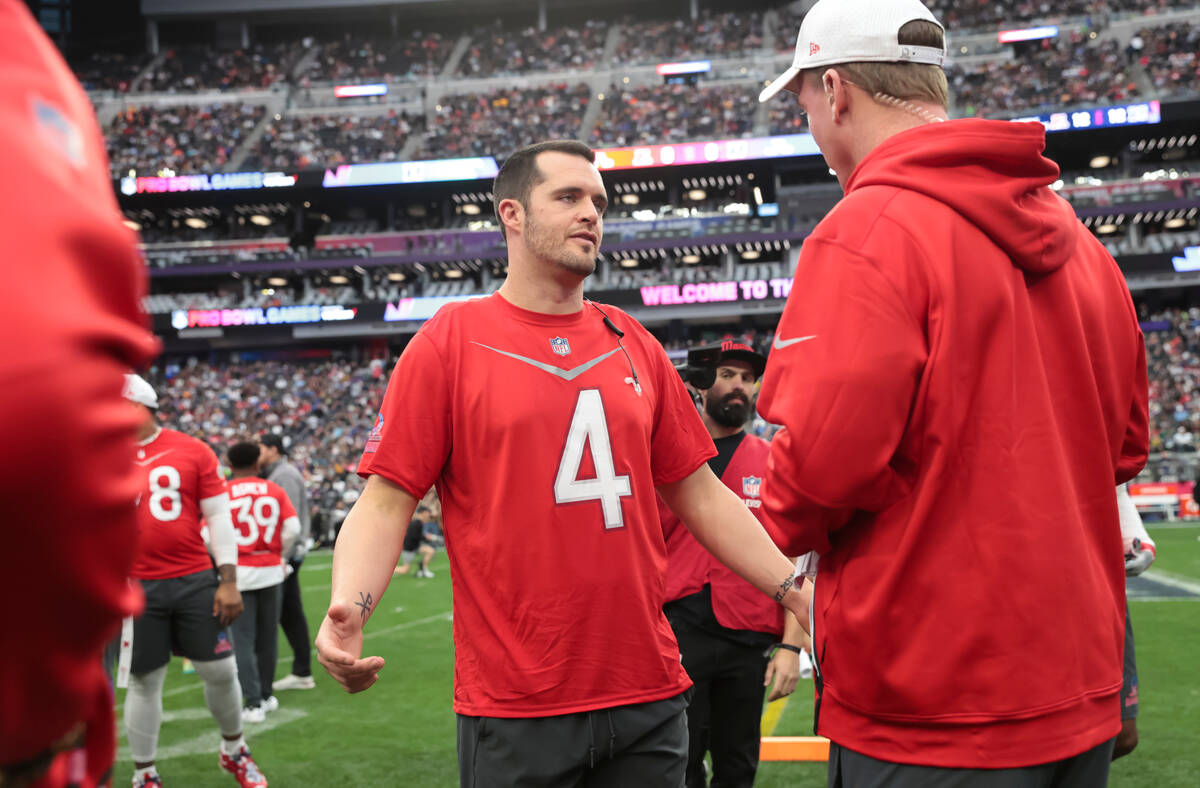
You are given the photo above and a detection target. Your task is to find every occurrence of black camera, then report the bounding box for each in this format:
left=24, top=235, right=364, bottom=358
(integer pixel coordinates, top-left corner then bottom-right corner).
left=674, top=344, right=724, bottom=390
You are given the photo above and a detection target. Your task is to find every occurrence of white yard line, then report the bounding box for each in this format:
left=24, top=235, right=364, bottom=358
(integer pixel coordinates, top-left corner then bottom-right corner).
left=122, top=611, right=452, bottom=706
left=118, top=708, right=308, bottom=761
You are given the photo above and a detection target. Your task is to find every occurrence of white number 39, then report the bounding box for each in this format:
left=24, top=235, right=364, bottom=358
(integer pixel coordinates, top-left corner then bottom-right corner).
left=554, top=389, right=632, bottom=529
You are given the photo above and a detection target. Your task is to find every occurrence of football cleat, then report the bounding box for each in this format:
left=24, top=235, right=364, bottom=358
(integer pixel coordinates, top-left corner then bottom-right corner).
left=219, top=746, right=267, bottom=788
left=132, top=772, right=163, bottom=788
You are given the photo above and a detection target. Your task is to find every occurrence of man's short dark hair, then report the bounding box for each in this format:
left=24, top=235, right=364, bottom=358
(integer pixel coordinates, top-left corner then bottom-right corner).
left=227, top=441, right=261, bottom=470
left=493, top=140, right=596, bottom=241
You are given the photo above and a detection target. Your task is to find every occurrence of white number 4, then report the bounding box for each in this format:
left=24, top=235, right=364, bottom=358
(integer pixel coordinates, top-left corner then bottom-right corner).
left=554, top=389, right=632, bottom=529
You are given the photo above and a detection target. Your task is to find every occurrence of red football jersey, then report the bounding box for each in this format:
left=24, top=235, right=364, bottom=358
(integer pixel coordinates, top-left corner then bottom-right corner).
left=131, top=428, right=226, bottom=580
left=360, top=293, right=715, bottom=717
left=0, top=0, right=159, bottom=777
left=226, top=476, right=297, bottom=568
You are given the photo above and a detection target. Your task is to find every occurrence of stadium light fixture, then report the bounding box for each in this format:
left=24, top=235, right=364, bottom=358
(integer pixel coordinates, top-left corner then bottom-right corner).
left=681, top=254, right=701, bottom=264
left=1096, top=224, right=1119, bottom=235
left=444, top=269, right=464, bottom=279
left=249, top=215, right=273, bottom=226
left=687, top=189, right=707, bottom=201
left=1165, top=217, right=1187, bottom=230
left=267, top=277, right=288, bottom=286
left=741, top=250, right=761, bottom=260
left=123, top=219, right=141, bottom=231
left=621, top=193, right=640, bottom=205
left=328, top=275, right=350, bottom=284
left=461, top=204, right=481, bottom=215
left=387, top=272, right=407, bottom=282
left=1090, top=155, right=1112, bottom=169
left=619, top=258, right=639, bottom=268
left=184, top=217, right=208, bottom=229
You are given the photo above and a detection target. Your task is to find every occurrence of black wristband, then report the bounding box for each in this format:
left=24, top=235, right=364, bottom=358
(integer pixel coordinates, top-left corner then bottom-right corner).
left=766, top=643, right=803, bottom=657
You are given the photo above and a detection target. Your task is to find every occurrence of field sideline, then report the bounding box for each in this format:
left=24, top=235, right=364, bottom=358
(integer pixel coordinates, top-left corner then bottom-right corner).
left=115, top=525, right=1200, bottom=786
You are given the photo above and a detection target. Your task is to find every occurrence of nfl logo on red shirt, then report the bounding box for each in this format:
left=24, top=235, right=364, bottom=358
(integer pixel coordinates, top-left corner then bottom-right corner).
left=364, top=413, right=385, bottom=453
left=742, top=476, right=762, bottom=498
left=550, top=337, right=571, bottom=356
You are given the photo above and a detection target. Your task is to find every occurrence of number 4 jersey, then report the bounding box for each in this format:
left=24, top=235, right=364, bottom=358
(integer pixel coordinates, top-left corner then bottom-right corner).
left=225, top=476, right=300, bottom=591
left=131, top=427, right=225, bottom=580
left=359, top=293, right=716, bottom=718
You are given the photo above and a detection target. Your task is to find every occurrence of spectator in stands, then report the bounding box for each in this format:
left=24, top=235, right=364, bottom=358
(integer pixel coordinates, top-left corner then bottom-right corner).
left=593, top=83, right=756, bottom=147
left=107, top=102, right=266, bottom=177
left=459, top=20, right=609, bottom=76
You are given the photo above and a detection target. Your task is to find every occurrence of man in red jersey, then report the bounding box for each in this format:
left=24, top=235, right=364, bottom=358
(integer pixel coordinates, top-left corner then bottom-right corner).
left=0, top=3, right=159, bottom=786
left=316, top=140, right=811, bottom=787
left=224, top=442, right=300, bottom=724
left=661, top=342, right=809, bottom=788
left=122, top=377, right=268, bottom=788
left=757, top=1, right=1149, bottom=785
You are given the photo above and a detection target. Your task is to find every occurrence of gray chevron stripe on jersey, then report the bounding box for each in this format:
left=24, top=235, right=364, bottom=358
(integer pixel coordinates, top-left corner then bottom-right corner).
left=471, top=343, right=621, bottom=381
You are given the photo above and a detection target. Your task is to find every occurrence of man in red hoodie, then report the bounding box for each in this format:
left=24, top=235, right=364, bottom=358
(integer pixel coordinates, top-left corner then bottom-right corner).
left=758, top=0, right=1148, bottom=785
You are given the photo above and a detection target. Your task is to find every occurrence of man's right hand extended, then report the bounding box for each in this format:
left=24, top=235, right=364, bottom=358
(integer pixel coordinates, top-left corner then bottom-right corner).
left=316, top=602, right=386, bottom=693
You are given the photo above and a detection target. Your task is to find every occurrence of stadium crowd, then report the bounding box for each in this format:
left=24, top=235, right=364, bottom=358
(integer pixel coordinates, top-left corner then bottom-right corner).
left=107, top=102, right=267, bottom=177
left=949, top=37, right=1138, bottom=117
left=457, top=20, right=609, bottom=76
left=139, top=43, right=295, bottom=93
left=1138, top=21, right=1200, bottom=97
left=592, top=83, right=757, bottom=147
left=1143, top=307, right=1200, bottom=453
left=244, top=110, right=425, bottom=171
left=300, top=31, right=454, bottom=84
left=414, top=83, right=592, bottom=160
left=612, top=11, right=765, bottom=64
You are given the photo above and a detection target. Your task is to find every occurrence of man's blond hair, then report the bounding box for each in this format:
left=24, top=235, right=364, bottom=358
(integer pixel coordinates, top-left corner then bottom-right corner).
left=809, top=20, right=948, bottom=109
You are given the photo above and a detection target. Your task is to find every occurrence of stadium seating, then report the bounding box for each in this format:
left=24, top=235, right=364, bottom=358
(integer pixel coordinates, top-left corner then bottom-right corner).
left=139, top=43, right=296, bottom=93
left=244, top=110, right=425, bottom=171
left=592, top=83, right=757, bottom=147
left=613, top=11, right=765, bottom=64
left=1138, top=21, right=1200, bottom=98
left=299, top=31, right=453, bottom=83
left=949, top=35, right=1138, bottom=117
left=412, top=83, right=593, bottom=161
left=107, top=103, right=267, bottom=177
left=458, top=20, right=610, bottom=76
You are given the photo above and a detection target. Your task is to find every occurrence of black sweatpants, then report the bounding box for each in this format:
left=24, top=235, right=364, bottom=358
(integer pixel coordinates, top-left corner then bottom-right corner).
left=828, top=738, right=1116, bottom=788
left=279, top=557, right=311, bottom=677
left=457, top=691, right=690, bottom=788
left=670, top=618, right=769, bottom=788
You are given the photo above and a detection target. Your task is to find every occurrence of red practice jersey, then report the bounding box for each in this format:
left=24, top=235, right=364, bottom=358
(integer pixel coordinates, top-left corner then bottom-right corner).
left=226, top=476, right=297, bottom=568
left=0, top=0, right=159, bottom=780
left=360, top=293, right=715, bottom=717
left=131, top=428, right=226, bottom=580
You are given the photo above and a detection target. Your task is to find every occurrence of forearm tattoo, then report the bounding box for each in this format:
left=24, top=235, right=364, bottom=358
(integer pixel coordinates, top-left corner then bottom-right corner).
left=354, top=591, right=374, bottom=622
left=773, top=575, right=795, bottom=603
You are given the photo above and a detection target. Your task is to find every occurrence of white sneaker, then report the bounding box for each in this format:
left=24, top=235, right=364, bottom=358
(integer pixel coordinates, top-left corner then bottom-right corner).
left=262, top=695, right=279, bottom=713
left=418, top=568, right=435, bottom=579
left=273, top=673, right=315, bottom=691
left=242, top=705, right=266, bottom=724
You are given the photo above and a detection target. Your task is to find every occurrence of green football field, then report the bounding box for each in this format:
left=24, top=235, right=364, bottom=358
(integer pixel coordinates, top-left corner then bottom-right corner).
left=115, top=525, right=1200, bottom=786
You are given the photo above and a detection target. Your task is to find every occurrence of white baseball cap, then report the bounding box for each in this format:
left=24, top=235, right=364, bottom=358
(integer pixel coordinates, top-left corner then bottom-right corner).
left=759, top=0, right=946, bottom=103
left=123, top=373, right=158, bottom=409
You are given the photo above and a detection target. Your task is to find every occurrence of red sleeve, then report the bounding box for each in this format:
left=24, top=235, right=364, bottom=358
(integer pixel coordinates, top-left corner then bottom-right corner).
left=757, top=237, right=927, bottom=556
left=357, top=331, right=452, bottom=498
left=646, top=331, right=715, bottom=485
left=0, top=1, right=158, bottom=772
left=196, top=442, right=225, bottom=501
left=1116, top=331, right=1149, bottom=484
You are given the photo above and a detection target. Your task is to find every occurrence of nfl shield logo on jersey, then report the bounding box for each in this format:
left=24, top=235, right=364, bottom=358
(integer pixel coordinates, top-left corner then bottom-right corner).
left=742, top=476, right=762, bottom=498
left=550, top=337, right=571, bottom=356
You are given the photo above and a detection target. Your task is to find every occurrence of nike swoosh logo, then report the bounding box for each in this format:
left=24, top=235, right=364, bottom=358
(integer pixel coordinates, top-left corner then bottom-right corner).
left=773, top=334, right=818, bottom=350
left=134, top=450, right=173, bottom=467
left=472, top=343, right=621, bottom=381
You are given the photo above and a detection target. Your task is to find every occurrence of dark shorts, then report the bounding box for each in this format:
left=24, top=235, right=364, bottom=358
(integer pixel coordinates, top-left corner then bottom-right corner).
left=457, top=690, right=690, bottom=788
left=131, top=569, right=234, bottom=675
left=828, top=738, right=1115, bottom=788
left=1121, top=600, right=1138, bottom=721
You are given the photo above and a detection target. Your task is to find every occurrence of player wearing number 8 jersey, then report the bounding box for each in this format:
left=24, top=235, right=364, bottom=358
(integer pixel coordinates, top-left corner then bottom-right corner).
left=317, top=141, right=811, bottom=788
left=224, top=442, right=300, bottom=723
left=123, top=377, right=269, bottom=788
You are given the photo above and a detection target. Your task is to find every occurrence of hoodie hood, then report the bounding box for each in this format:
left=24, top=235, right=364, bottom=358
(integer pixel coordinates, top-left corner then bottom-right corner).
left=845, top=118, right=1077, bottom=274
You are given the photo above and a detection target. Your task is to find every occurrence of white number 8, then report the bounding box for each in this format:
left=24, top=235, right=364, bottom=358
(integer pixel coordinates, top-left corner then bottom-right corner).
left=148, top=465, right=182, bottom=522
left=554, top=389, right=632, bottom=528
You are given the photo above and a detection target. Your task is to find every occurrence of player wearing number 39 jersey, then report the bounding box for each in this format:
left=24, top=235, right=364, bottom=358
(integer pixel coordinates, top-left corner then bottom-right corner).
left=224, top=442, right=300, bottom=723
left=122, top=376, right=269, bottom=788
left=317, top=141, right=811, bottom=788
